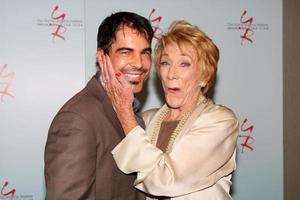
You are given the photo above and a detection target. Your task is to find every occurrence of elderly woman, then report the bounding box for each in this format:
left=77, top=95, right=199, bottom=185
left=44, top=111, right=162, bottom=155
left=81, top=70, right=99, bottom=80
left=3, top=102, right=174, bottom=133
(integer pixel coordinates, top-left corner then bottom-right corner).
left=100, top=20, right=239, bottom=200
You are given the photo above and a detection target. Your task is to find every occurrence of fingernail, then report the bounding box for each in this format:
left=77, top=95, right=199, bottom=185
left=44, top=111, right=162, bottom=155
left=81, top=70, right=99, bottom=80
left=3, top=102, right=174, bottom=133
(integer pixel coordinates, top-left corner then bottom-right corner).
left=115, top=72, right=122, bottom=77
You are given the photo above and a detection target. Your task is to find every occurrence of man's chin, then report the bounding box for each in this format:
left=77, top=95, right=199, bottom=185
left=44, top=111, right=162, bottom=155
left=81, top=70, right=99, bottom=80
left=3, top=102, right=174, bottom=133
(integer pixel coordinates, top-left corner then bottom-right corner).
left=131, top=83, right=143, bottom=94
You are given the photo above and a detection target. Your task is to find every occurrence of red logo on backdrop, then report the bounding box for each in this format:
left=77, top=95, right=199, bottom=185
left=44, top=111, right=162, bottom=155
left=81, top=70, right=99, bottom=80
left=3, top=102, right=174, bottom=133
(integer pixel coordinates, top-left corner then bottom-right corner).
left=0, top=181, right=16, bottom=197
left=0, top=64, right=15, bottom=102
left=50, top=5, right=66, bottom=43
left=148, top=8, right=163, bottom=40
left=240, top=10, right=254, bottom=45
left=239, top=118, right=255, bottom=153
left=227, top=10, right=268, bottom=44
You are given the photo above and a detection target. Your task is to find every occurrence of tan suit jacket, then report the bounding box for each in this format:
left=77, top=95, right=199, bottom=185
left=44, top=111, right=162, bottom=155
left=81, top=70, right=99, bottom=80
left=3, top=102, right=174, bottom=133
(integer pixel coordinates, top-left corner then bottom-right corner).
left=112, top=98, right=239, bottom=200
left=45, top=76, right=144, bottom=200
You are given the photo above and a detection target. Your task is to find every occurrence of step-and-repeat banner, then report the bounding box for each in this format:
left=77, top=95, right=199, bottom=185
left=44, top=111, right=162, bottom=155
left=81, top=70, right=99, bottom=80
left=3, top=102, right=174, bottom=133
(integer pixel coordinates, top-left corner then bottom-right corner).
left=1, top=0, right=282, bottom=199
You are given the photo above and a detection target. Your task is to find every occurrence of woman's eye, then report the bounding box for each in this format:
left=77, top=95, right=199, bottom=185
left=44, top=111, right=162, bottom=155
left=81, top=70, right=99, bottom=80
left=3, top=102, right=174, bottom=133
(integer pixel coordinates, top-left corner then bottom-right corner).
left=160, top=61, right=169, bottom=66
left=180, top=62, right=191, bottom=67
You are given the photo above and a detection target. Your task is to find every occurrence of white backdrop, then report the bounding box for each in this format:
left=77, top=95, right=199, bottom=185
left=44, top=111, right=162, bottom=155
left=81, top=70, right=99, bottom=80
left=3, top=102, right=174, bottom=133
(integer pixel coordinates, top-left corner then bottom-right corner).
left=1, top=0, right=282, bottom=199
left=0, top=0, right=85, bottom=199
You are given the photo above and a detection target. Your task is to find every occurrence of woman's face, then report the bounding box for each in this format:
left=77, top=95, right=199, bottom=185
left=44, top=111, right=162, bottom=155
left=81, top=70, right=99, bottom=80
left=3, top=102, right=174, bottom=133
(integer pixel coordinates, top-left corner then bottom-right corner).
left=159, top=43, right=202, bottom=110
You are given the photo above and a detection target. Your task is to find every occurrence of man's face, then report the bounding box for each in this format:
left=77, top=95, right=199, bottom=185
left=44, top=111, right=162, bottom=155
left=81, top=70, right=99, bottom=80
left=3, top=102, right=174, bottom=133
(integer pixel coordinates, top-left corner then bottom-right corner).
left=101, top=26, right=152, bottom=94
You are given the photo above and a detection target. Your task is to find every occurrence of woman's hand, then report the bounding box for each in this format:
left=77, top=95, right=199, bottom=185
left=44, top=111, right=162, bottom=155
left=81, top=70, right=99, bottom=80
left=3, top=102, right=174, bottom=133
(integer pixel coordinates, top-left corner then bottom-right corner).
left=99, top=53, right=138, bottom=134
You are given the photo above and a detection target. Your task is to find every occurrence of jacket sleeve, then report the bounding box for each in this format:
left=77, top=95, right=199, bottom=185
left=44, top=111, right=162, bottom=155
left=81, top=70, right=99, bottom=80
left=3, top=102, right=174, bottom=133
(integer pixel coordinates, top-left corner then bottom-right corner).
left=44, top=111, right=96, bottom=200
left=112, top=108, right=239, bottom=197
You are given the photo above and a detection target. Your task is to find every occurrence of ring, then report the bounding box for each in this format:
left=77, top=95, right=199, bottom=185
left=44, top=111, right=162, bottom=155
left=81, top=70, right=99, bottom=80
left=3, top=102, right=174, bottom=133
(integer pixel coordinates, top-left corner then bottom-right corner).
left=101, top=77, right=107, bottom=83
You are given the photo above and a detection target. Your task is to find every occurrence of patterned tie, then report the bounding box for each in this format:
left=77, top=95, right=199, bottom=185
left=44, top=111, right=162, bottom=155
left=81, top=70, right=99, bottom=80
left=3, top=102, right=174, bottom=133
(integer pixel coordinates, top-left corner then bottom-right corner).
left=133, top=98, right=146, bottom=129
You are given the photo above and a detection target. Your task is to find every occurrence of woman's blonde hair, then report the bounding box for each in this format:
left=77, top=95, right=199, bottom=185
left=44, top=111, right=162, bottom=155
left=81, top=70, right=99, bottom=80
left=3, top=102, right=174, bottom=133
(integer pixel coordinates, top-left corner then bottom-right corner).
left=154, top=20, right=219, bottom=94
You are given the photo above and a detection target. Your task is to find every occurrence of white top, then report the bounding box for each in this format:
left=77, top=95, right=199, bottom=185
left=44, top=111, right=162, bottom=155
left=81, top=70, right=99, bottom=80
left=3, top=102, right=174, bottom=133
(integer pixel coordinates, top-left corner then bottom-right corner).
left=112, top=99, right=239, bottom=200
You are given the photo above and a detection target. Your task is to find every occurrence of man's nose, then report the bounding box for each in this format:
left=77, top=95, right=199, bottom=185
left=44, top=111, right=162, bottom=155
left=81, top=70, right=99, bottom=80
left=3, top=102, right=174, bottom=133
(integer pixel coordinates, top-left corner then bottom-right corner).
left=130, top=54, right=143, bottom=69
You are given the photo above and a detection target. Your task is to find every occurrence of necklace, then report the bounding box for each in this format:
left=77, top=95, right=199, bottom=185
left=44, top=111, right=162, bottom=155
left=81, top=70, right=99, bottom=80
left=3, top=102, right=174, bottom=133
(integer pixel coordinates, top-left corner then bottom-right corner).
left=150, top=95, right=208, bottom=153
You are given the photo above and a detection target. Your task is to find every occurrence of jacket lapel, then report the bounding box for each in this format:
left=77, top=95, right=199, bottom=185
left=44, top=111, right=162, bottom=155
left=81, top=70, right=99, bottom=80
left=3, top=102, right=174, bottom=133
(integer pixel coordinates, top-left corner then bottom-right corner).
left=145, top=98, right=211, bottom=147
left=102, top=95, right=125, bottom=139
left=173, top=98, right=211, bottom=146
left=87, top=75, right=125, bottom=139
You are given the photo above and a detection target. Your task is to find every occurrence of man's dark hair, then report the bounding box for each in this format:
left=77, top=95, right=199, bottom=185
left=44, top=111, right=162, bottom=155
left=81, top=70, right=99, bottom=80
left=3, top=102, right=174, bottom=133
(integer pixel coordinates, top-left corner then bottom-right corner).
left=97, top=11, right=154, bottom=54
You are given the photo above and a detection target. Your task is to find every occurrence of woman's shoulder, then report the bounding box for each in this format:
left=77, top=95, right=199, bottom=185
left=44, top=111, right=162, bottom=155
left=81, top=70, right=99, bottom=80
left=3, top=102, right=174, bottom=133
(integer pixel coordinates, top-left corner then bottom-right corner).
left=201, top=99, right=238, bottom=121
left=191, top=100, right=239, bottom=134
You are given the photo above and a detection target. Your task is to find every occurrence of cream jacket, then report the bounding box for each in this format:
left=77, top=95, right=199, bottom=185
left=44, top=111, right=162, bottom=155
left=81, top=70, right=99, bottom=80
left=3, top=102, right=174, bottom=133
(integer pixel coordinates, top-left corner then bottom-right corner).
left=112, top=99, right=239, bottom=200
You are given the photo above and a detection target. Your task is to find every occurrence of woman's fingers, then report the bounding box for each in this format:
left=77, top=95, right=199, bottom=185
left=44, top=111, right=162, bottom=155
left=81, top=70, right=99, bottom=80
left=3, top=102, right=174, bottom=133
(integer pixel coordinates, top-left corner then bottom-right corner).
left=100, top=54, right=133, bottom=102
left=115, top=71, right=133, bottom=92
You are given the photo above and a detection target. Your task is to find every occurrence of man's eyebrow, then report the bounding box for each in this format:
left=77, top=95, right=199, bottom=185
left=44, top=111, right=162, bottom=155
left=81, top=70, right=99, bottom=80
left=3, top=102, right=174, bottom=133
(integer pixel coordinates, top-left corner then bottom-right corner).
left=116, top=47, right=133, bottom=52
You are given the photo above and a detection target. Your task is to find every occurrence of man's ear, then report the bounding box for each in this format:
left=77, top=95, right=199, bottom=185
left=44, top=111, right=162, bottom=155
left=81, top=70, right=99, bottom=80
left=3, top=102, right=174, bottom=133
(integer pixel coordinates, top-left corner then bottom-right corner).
left=97, top=49, right=105, bottom=63
left=96, top=49, right=105, bottom=69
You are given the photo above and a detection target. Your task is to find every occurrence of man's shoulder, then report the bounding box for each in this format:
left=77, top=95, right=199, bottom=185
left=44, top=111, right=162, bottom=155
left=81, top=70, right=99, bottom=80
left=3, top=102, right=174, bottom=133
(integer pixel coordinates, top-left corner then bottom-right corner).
left=53, top=78, right=106, bottom=122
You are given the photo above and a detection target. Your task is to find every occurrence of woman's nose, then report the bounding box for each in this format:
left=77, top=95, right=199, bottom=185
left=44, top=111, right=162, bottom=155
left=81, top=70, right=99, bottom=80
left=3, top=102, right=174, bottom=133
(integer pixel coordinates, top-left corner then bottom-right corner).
left=167, top=66, right=177, bottom=80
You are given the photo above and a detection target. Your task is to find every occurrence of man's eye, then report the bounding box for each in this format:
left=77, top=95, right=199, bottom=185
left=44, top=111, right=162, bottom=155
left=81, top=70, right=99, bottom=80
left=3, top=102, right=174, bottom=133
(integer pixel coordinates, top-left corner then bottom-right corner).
left=121, top=50, right=130, bottom=55
left=142, top=51, right=151, bottom=55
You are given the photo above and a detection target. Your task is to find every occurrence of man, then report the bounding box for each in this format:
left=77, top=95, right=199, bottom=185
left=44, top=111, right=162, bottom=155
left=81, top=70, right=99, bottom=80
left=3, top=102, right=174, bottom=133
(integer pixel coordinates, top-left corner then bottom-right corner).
left=44, top=11, right=153, bottom=200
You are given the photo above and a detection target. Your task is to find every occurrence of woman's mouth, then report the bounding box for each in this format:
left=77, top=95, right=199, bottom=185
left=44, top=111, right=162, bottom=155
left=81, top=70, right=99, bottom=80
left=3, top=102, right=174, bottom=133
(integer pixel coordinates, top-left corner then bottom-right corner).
left=167, top=87, right=180, bottom=93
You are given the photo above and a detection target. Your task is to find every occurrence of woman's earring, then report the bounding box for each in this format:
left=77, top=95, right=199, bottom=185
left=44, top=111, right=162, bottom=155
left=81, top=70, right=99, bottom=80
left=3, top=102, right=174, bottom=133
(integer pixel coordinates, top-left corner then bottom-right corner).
left=199, top=81, right=206, bottom=88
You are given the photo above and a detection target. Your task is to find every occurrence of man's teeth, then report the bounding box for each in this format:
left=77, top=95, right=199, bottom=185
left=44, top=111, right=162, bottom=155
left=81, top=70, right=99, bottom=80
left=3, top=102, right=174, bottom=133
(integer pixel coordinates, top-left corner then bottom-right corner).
left=125, top=74, right=141, bottom=78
